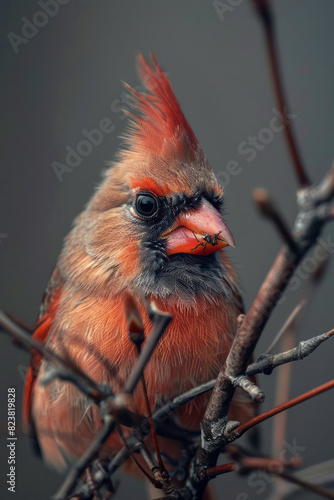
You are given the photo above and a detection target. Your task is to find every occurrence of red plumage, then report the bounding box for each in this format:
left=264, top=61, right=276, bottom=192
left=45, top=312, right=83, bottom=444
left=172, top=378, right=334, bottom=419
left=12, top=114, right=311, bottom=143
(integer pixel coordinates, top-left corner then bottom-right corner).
left=124, top=53, right=198, bottom=157
left=23, top=54, right=257, bottom=494
left=23, top=288, right=61, bottom=431
left=129, top=176, right=171, bottom=197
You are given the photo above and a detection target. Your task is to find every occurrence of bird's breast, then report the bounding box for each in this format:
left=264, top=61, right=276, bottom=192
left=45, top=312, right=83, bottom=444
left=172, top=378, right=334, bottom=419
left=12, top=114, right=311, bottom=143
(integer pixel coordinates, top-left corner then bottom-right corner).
left=54, top=289, right=237, bottom=422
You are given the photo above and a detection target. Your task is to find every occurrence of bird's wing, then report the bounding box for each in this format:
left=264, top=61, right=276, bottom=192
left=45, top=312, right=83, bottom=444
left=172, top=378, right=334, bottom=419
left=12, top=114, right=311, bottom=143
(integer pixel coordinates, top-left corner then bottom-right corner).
left=22, top=268, right=63, bottom=433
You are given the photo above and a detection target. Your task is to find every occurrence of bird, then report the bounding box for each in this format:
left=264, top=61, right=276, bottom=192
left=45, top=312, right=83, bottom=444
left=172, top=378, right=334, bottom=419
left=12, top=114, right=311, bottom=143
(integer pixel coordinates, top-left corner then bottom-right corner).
left=23, top=53, right=256, bottom=496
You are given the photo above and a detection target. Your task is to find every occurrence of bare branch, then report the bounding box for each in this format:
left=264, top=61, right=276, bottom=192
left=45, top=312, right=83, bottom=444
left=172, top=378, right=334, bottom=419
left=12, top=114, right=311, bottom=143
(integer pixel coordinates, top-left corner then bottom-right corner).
left=127, top=300, right=171, bottom=487
left=206, top=454, right=334, bottom=500
left=2, top=4, right=333, bottom=497
left=32, top=323, right=334, bottom=499
left=116, top=424, right=162, bottom=488
left=270, top=314, right=301, bottom=500
left=272, top=469, right=334, bottom=500
left=52, top=414, right=117, bottom=500
left=232, top=375, right=264, bottom=402
left=151, top=328, right=334, bottom=426
left=251, top=0, right=310, bottom=187
left=0, top=311, right=108, bottom=401
left=267, top=459, right=334, bottom=500
left=122, top=302, right=172, bottom=395
left=168, top=160, right=334, bottom=498
left=206, top=455, right=301, bottom=479
left=293, top=459, right=334, bottom=492
left=253, top=188, right=297, bottom=252
left=205, top=462, right=235, bottom=478
left=247, top=329, right=334, bottom=376
left=265, top=299, right=306, bottom=354
left=40, top=366, right=112, bottom=404
left=227, top=380, right=334, bottom=443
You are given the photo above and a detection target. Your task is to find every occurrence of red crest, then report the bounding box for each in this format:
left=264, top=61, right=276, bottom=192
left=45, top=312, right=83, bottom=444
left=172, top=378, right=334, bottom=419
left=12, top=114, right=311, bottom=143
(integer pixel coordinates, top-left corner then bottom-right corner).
left=123, top=53, right=198, bottom=157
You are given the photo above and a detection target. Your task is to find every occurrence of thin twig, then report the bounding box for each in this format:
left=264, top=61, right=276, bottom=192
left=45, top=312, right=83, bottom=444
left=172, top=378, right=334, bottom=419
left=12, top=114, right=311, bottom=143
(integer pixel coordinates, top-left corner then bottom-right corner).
left=291, top=459, right=334, bottom=492
left=206, top=456, right=301, bottom=479
left=246, top=329, right=334, bottom=376
left=205, top=462, right=235, bottom=478
left=122, top=302, right=172, bottom=394
left=116, top=424, right=162, bottom=488
left=206, top=456, right=334, bottom=500
left=253, top=188, right=297, bottom=252
left=265, top=300, right=306, bottom=354
left=251, top=0, right=310, bottom=187
left=270, top=301, right=302, bottom=500
left=227, top=380, right=334, bottom=442
left=52, top=415, right=117, bottom=500
left=152, top=328, right=334, bottom=425
left=272, top=469, right=334, bottom=500
left=126, top=296, right=170, bottom=486
left=0, top=311, right=108, bottom=401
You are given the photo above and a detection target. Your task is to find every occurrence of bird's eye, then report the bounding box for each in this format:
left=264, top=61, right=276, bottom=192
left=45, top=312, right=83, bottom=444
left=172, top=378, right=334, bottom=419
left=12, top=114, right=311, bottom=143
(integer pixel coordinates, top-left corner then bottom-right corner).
left=134, top=193, right=159, bottom=219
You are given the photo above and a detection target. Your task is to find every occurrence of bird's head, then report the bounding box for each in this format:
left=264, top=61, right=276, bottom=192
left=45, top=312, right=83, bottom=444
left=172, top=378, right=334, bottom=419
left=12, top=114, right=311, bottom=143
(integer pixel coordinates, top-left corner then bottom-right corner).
left=70, top=54, right=238, bottom=303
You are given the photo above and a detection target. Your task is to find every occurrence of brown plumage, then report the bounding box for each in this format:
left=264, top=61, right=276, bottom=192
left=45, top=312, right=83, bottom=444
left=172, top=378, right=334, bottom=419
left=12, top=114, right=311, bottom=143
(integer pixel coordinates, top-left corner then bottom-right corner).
left=23, top=54, right=256, bottom=484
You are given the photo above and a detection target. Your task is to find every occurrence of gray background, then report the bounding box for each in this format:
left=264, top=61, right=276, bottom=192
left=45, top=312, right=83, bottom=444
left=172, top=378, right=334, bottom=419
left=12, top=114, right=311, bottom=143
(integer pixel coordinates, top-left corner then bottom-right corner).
left=1, top=1, right=334, bottom=499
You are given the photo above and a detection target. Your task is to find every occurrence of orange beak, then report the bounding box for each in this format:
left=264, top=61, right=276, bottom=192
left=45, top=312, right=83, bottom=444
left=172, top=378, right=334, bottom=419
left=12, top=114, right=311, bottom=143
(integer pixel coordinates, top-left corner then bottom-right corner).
left=162, top=198, right=235, bottom=256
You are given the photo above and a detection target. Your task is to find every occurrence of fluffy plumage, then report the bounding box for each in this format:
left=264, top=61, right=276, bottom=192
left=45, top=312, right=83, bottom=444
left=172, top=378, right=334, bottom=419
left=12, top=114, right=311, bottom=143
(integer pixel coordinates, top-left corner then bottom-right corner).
left=23, top=54, right=255, bottom=477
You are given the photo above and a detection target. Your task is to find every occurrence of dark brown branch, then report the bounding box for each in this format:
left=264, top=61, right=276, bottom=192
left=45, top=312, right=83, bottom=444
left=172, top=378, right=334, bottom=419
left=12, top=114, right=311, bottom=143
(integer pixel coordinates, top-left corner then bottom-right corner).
left=177, top=380, right=334, bottom=498
left=265, top=299, right=306, bottom=354
left=252, top=0, right=310, bottom=187
left=253, top=188, right=297, bottom=252
left=153, top=380, right=216, bottom=423
left=140, top=373, right=167, bottom=474
left=52, top=414, right=117, bottom=500
left=122, top=302, right=172, bottom=394
left=0, top=311, right=108, bottom=402
left=127, top=298, right=170, bottom=488
left=40, top=366, right=113, bottom=403
left=116, top=424, right=162, bottom=488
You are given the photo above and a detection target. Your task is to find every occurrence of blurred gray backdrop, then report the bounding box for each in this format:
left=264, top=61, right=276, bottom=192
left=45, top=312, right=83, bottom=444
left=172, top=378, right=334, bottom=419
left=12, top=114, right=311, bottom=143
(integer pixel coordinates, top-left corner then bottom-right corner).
left=1, top=1, right=334, bottom=499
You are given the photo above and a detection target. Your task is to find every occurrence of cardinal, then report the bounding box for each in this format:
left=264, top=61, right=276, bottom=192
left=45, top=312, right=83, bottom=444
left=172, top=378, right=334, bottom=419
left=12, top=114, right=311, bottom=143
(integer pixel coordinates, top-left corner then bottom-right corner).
left=23, top=54, right=256, bottom=497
